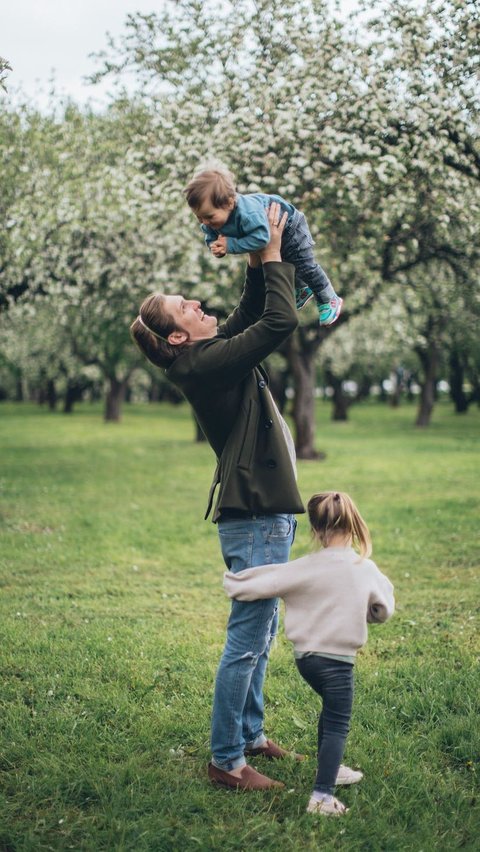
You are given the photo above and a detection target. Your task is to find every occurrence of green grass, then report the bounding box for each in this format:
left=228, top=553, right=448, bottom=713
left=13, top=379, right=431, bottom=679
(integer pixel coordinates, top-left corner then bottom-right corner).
left=0, top=400, right=479, bottom=851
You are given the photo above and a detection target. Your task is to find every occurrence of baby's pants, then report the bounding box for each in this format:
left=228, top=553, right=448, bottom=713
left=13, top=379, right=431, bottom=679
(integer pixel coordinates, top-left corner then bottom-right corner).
left=296, top=654, right=354, bottom=794
left=282, top=211, right=336, bottom=303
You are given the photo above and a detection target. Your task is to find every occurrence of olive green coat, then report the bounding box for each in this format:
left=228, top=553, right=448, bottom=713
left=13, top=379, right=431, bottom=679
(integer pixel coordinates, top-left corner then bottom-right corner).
left=166, top=261, right=305, bottom=522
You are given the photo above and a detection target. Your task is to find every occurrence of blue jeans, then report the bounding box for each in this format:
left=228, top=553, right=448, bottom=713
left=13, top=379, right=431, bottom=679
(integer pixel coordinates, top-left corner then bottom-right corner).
left=282, top=210, right=336, bottom=303
left=296, top=655, right=354, bottom=794
left=211, top=513, right=296, bottom=769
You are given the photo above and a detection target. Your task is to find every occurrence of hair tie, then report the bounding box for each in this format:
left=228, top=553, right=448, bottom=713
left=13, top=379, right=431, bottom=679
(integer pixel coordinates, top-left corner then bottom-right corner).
left=137, top=314, right=169, bottom=343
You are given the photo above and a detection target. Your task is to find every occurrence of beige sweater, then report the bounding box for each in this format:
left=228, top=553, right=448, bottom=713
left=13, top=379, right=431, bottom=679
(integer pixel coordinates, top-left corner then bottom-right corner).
left=223, top=547, right=395, bottom=658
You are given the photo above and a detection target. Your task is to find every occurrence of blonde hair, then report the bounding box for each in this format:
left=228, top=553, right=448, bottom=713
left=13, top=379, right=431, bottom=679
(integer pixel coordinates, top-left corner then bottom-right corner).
left=184, top=167, right=236, bottom=210
left=130, top=293, right=188, bottom=369
left=307, top=492, right=372, bottom=559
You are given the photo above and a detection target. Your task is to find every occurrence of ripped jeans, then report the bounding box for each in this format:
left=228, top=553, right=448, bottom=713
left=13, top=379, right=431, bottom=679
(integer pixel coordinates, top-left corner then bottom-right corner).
left=211, top=513, right=296, bottom=769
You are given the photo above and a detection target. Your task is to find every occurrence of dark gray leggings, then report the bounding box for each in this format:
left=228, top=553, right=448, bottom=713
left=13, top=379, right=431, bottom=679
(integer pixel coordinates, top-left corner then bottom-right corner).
left=282, top=211, right=336, bottom=302
left=296, top=655, right=354, bottom=794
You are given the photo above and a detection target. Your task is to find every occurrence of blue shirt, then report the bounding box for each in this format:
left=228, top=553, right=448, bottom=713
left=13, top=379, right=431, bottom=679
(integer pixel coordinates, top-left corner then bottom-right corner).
left=201, top=193, right=296, bottom=254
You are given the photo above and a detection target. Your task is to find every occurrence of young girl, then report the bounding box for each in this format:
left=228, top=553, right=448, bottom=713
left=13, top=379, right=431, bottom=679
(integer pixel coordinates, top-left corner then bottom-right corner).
left=223, top=491, right=394, bottom=816
left=184, top=167, right=343, bottom=326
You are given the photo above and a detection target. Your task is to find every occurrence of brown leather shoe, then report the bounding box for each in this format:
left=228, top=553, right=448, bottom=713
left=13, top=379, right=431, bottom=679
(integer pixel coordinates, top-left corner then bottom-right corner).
left=245, top=738, right=305, bottom=761
left=207, top=762, right=284, bottom=790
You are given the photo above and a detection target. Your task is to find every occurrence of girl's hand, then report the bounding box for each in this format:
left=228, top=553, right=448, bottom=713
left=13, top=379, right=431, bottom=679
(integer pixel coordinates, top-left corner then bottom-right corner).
left=210, top=236, right=227, bottom=257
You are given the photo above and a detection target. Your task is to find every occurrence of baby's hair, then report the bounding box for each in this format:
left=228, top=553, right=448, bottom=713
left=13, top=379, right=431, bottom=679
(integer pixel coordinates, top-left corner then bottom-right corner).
left=184, top=167, right=236, bottom=210
left=307, top=492, right=372, bottom=559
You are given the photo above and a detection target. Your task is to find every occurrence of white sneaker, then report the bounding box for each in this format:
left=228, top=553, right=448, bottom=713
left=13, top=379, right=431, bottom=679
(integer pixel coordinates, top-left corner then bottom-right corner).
left=335, top=764, right=364, bottom=785
left=307, top=795, right=348, bottom=817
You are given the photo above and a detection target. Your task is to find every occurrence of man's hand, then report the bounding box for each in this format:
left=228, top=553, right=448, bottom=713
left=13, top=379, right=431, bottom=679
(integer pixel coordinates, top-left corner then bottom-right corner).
left=210, top=235, right=227, bottom=258
left=259, top=202, right=287, bottom=264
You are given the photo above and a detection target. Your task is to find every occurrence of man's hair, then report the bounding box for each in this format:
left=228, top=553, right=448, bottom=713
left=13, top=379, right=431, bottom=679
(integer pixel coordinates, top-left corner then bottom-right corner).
left=184, top=168, right=236, bottom=210
left=307, top=492, right=372, bottom=559
left=130, top=293, right=188, bottom=369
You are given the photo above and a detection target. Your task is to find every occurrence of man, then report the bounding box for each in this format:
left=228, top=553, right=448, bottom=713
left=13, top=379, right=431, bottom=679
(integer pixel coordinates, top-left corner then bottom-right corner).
left=131, top=204, right=305, bottom=789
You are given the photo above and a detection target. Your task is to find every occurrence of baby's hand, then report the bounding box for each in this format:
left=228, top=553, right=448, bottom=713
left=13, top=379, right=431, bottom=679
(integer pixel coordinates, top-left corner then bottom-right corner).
left=210, top=236, right=227, bottom=258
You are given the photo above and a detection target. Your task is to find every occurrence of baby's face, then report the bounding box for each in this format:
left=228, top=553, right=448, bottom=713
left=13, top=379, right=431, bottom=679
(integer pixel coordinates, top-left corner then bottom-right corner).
left=194, top=197, right=235, bottom=230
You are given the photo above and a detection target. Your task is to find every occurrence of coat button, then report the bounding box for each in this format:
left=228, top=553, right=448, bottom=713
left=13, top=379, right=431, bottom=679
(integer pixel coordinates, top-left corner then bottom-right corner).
left=264, top=418, right=273, bottom=429
left=258, top=380, right=266, bottom=388
left=266, top=458, right=277, bottom=469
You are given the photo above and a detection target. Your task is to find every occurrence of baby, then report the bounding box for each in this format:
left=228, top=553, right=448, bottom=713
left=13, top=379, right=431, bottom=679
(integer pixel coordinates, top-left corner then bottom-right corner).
left=184, top=167, right=343, bottom=326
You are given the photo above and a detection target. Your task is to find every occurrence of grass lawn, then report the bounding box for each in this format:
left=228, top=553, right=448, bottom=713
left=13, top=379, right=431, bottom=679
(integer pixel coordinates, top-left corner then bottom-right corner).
left=0, top=400, right=478, bottom=851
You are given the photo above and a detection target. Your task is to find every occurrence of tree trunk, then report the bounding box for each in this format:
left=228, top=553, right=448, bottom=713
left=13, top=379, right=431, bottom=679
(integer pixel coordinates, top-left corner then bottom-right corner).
left=105, top=377, right=126, bottom=422
left=449, top=349, right=468, bottom=413
left=286, top=334, right=323, bottom=459
left=355, top=376, right=371, bottom=403
left=390, top=387, right=401, bottom=408
left=47, top=379, right=57, bottom=411
left=389, top=368, right=404, bottom=408
left=267, top=366, right=288, bottom=414
left=415, top=342, right=438, bottom=427
left=63, top=381, right=83, bottom=414
left=470, top=376, right=480, bottom=408
left=149, top=379, right=161, bottom=402
left=64, top=384, right=76, bottom=414
left=325, top=370, right=349, bottom=421
left=406, top=373, right=415, bottom=402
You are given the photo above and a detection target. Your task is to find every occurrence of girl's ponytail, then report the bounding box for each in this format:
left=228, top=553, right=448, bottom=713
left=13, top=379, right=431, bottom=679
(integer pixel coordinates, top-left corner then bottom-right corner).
left=307, top=492, right=372, bottom=559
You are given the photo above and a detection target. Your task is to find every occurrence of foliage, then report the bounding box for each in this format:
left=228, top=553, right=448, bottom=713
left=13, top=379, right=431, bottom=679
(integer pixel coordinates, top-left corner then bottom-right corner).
left=0, top=102, right=173, bottom=416
left=0, top=57, right=11, bottom=92
left=0, top=0, right=479, bottom=428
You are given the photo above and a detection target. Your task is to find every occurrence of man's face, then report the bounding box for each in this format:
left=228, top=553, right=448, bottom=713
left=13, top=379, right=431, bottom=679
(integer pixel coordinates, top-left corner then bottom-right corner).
left=194, top=197, right=235, bottom=230
left=163, top=295, right=218, bottom=343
